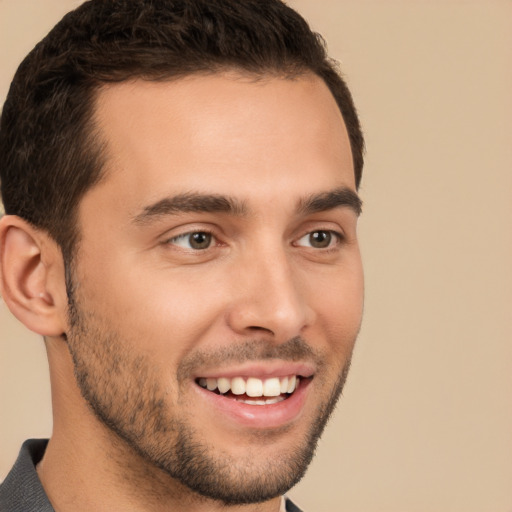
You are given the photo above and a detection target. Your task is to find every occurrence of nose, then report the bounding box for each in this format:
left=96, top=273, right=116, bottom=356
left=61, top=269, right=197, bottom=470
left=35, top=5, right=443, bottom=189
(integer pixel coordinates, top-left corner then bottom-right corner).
left=226, top=248, right=315, bottom=342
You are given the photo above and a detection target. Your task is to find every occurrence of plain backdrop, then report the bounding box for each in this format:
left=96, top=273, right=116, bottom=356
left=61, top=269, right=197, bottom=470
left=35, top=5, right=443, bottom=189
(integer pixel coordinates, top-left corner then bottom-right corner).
left=1, top=1, right=511, bottom=511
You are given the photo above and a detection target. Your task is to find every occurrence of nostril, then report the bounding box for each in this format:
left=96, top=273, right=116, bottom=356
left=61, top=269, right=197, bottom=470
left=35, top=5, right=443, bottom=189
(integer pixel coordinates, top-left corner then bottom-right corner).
left=247, top=325, right=274, bottom=334
left=225, top=294, right=312, bottom=342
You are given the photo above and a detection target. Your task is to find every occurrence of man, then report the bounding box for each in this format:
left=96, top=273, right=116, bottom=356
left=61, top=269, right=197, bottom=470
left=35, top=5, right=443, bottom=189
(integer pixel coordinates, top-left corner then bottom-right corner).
left=0, top=0, right=364, bottom=510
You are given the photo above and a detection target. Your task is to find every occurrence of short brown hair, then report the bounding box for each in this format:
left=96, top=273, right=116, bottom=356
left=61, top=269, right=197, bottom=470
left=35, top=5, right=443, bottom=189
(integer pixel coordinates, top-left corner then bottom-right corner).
left=0, top=0, right=364, bottom=261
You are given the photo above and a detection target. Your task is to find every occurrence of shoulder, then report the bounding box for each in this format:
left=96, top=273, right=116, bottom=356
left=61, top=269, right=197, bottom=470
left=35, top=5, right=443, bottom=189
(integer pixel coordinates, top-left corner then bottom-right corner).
left=285, top=496, right=305, bottom=512
left=0, top=439, right=54, bottom=512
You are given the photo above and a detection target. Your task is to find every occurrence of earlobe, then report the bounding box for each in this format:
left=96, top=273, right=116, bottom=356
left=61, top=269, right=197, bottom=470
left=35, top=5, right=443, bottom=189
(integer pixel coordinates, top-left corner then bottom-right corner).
left=0, top=215, right=68, bottom=337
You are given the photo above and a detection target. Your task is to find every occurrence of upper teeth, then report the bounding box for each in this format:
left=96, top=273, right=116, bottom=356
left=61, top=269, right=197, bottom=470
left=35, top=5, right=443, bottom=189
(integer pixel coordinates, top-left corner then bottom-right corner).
left=198, top=375, right=299, bottom=397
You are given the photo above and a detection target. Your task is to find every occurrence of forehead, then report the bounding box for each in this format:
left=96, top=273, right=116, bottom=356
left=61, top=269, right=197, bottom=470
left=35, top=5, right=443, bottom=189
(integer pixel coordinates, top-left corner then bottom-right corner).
left=88, top=72, right=354, bottom=211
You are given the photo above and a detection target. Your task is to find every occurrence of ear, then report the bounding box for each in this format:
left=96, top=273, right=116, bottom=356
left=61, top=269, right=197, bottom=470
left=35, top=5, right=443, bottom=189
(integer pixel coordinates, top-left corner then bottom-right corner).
left=0, top=215, right=68, bottom=337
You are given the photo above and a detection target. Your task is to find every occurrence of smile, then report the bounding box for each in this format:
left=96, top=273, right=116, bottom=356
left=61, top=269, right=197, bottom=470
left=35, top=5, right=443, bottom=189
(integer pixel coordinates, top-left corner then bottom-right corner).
left=192, top=362, right=315, bottom=428
left=196, top=375, right=302, bottom=405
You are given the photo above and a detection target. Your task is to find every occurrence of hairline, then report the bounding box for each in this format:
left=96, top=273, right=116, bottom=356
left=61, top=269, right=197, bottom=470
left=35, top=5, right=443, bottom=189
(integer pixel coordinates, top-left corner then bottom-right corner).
left=67, top=66, right=357, bottom=264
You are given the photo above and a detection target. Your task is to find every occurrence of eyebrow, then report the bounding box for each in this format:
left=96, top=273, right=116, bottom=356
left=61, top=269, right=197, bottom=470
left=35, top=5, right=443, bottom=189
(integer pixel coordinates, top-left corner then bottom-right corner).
left=133, top=186, right=362, bottom=225
left=298, top=187, right=362, bottom=216
left=132, top=193, right=247, bottom=224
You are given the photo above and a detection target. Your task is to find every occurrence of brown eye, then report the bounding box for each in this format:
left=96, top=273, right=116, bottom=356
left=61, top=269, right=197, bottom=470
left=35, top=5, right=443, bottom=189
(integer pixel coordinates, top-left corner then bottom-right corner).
left=309, top=231, right=332, bottom=248
left=296, top=230, right=339, bottom=249
left=169, top=231, right=213, bottom=250
left=189, top=232, right=212, bottom=250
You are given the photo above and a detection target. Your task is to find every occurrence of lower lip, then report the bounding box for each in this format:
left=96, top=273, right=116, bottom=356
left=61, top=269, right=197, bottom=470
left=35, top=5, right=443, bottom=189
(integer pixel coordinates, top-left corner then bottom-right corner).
left=193, top=379, right=311, bottom=429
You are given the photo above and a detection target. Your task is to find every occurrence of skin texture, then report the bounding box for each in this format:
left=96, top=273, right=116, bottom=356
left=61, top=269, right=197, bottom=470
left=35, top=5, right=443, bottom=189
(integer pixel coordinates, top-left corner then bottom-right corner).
left=0, top=72, right=363, bottom=512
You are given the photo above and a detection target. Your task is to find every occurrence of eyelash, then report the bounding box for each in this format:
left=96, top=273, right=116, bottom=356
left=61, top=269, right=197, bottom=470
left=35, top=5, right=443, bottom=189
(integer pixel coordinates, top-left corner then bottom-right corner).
left=294, top=229, right=345, bottom=250
left=164, top=228, right=345, bottom=252
left=165, top=229, right=219, bottom=251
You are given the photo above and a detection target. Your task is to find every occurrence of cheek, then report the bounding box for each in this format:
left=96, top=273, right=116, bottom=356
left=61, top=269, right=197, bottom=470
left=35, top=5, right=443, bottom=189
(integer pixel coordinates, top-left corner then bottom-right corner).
left=309, top=263, right=364, bottom=352
left=72, top=250, right=227, bottom=364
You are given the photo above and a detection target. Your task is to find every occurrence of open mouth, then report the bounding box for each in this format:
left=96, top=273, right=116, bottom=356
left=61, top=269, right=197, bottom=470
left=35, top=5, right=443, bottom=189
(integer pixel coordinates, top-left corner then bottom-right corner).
left=196, top=375, right=309, bottom=406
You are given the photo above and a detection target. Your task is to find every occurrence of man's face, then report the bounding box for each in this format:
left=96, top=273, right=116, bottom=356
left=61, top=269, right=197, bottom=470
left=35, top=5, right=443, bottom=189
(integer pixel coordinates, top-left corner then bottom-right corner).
left=66, top=73, right=364, bottom=504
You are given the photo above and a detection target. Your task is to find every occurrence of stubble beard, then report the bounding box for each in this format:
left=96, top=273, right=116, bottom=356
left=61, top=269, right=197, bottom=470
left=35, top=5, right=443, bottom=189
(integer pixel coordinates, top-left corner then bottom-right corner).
left=65, top=286, right=353, bottom=505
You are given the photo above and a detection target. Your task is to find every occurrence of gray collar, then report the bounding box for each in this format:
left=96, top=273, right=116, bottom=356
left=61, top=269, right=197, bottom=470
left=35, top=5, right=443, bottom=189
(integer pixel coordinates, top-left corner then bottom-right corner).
left=0, top=439, right=55, bottom=512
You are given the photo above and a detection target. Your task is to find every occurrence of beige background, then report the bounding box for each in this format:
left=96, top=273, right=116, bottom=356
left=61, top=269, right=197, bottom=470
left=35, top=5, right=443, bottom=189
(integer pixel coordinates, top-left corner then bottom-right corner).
left=1, top=1, right=511, bottom=511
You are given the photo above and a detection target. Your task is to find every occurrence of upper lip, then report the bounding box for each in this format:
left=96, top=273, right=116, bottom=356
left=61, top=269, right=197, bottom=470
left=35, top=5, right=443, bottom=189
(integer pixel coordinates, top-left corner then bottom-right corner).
left=193, top=361, right=316, bottom=380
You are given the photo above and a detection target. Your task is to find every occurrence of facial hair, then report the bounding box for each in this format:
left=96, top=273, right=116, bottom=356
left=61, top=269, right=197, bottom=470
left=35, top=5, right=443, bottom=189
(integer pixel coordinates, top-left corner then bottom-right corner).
left=65, top=285, right=353, bottom=505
